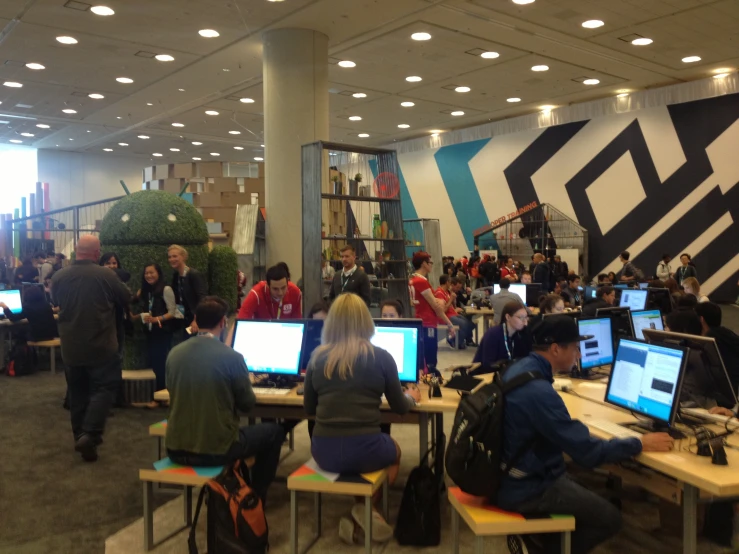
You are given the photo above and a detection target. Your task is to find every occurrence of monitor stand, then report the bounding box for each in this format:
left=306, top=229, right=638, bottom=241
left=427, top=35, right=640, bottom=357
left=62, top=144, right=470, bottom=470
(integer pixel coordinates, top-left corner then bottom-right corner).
left=570, top=367, right=607, bottom=381
left=253, top=375, right=296, bottom=389
left=625, top=420, right=686, bottom=440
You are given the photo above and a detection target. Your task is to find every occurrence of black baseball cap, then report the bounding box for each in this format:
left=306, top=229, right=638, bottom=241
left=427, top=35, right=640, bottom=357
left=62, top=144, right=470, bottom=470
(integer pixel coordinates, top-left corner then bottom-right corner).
left=532, top=315, right=593, bottom=346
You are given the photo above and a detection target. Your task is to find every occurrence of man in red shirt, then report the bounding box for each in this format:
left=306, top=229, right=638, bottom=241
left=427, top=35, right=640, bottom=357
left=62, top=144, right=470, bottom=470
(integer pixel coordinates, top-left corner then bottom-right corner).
left=500, top=257, right=519, bottom=282
left=409, top=252, right=455, bottom=374
left=238, top=264, right=303, bottom=320
left=435, top=275, right=476, bottom=348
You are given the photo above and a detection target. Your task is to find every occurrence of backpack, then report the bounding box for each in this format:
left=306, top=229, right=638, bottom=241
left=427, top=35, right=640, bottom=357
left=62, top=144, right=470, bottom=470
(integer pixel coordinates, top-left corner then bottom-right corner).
left=633, top=266, right=646, bottom=282
left=394, top=437, right=445, bottom=546
left=7, top=343, right=36, bottom=376
left=188, top=459, right=268, bottom=554
left=445, top=370, right=543, bottom=499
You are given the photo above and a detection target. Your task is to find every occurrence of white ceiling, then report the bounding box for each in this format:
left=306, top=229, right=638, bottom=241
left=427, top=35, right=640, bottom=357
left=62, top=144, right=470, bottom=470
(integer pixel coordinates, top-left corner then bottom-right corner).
left=0, top=0, right=736, bottom=164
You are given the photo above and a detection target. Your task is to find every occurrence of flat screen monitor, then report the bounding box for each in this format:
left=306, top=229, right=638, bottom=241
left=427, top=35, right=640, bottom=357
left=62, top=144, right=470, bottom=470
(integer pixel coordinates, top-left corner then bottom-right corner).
left=642, top=329, right=738, bottom=408
left=613, top=284, right=630, bottom=290
left=605, top=339, right=688, bottom=427
left=639, top=282, right=649, bottom=290
left=372, top=319, right=421, bottom=383
left=584, top=286, right=598, bottom=301
left=298, top=319, right=324, bottom=369
left=578, top=318, right=614, bottom=370
left=0, top=289, right=22, bottom=314
left=542, top=311, right=580, bottom=321
left=596, top=307, right=634, bottom=338
left=231, top=320, right=306, bottom=376
left=619, top=289, right=648, bottom=311
left=525, top=283, right=542, bottom=307
left=647, top=288, right=674, bottom=314
left=493, top=283, right=527, bottom=306
left=631, top=309, right=664, bottom=341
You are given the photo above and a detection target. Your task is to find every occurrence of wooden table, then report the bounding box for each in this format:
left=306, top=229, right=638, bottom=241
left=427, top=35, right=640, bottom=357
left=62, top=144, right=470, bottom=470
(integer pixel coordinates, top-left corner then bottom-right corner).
left=464, top=308, right=495, bottom=333
left=0, top=315, right=58, bottom=370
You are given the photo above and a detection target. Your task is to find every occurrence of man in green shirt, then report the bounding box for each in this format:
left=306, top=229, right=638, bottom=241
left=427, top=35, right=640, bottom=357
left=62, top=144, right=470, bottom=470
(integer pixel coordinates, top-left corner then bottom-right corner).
left=165, top=296, right=285, bottom=503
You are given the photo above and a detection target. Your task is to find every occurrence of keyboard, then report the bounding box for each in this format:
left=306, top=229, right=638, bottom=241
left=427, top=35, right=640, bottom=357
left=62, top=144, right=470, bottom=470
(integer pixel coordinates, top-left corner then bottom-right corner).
left=255, top=388, right=292, bottom=396
left=587, top=419, right=642, bottom=439
left=681, top=407, right=738, bottom=426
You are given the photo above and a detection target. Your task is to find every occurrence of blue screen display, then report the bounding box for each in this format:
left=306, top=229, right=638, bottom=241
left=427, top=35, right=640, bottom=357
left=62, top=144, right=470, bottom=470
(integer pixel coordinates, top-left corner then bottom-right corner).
left=371, top=326, right=419, bottom=383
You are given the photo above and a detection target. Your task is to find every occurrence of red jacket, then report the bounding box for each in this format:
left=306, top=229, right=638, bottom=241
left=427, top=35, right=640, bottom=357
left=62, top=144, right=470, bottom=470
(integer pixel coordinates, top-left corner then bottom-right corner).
left=237, top=281, right=302, bottom=320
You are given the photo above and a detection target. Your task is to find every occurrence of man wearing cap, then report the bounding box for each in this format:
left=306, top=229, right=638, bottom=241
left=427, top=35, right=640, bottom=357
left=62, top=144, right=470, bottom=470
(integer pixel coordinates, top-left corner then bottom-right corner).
left=500, top=315, right=674, bottom=554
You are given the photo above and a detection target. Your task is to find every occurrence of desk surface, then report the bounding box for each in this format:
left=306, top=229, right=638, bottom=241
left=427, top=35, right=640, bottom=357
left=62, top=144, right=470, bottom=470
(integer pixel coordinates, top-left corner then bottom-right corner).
left=0, top=314, right=59, bottom=326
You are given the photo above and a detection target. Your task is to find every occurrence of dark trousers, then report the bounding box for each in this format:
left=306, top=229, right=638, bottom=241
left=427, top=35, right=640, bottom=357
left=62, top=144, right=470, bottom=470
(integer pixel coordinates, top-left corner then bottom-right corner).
left=147, top=332, right=172, bottom=392
left=511, top=475, right=621, bottom=554
left=169, top=423, right=285, bottom=504
left=450, top=315, right=475, bottom=346
left=423, top=326, right=438, bottom=369
left=65, top=355, right=122, bottom=441
left=308, top=420, right=391, bottom=439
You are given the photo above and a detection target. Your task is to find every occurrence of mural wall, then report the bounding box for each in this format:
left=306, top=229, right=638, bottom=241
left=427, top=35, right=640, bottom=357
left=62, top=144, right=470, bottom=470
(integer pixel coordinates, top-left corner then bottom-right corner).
left=396, top=93, right=739, bottom=302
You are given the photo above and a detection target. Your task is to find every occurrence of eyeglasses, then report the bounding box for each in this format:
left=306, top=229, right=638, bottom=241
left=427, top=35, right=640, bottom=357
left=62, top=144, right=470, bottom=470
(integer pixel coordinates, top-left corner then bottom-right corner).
left=513, top=314, right=528, bottom=321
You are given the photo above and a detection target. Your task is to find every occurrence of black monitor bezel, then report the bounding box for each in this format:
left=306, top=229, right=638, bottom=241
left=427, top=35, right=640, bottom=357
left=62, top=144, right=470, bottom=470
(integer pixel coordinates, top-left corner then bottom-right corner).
left=577, top=316, right=615, bottom=370
left=596, top=306, right=635, bottom=338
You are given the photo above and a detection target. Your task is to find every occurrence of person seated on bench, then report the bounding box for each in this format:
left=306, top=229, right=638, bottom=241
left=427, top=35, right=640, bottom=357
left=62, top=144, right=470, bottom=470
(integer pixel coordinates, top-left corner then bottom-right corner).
left=165, top=296, right=285, bottom=505
left=435, top=275, right=476, bottom=348
left=0, top=284, right=58, bottom=341
left=499, top=315, right=673, bottom=554
left=559, top=274, right=583, bottom=308
left=303, top=293, right=421, bottom=544
left=581, top=285, right=615, bottom=317
left=472, top=301, right=532, bottom=374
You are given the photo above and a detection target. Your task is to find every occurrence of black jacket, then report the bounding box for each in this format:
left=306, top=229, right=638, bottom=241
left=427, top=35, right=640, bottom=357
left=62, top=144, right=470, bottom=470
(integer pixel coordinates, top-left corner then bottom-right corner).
left=3, top=304, right=58, bottom=342
left=707, top=326, right=739, bottom=392
left=533, top=262, right=553, bottom=292
left=581, top=298, right=610, bottom=317
left=171, top=267, right=208, bottom=325
left=329, top=267, right=371, bottom=306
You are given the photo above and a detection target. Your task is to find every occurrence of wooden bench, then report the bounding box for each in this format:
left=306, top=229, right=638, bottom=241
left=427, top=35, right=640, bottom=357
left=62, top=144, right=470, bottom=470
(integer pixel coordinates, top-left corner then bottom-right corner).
left=448, top=487, right=575, bottom=554
left=287, top=459, right=389, bottom=554
left=437, top=324, right=460, bottom=349
left=122, top=369, right=156, bottom=404
left=139, top=456, right=255, bottom=551
left=27, top=338, right=60, bottom=374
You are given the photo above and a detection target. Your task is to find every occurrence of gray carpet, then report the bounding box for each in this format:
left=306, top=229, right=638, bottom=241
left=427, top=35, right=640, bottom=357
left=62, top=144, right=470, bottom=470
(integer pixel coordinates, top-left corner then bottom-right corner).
left=1, top=305, right=738, bottom=554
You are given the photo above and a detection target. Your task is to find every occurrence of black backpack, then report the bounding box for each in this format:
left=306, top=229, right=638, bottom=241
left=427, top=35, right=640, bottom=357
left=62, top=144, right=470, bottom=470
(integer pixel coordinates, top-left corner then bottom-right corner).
left=394, top=437, right=445, bottom=546
left=7, top=343, right=36, bottom=376
left=446, top=370, right=543, bottom=499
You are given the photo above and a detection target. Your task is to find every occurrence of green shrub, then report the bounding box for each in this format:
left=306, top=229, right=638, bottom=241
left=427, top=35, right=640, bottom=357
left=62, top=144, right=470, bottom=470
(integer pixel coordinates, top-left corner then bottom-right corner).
left=208, top=245, right=238, bottom=312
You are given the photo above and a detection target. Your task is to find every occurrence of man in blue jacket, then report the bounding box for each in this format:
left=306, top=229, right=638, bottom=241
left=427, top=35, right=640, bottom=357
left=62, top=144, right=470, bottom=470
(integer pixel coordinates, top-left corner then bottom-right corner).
left=500, top=315, right=674, bottom=554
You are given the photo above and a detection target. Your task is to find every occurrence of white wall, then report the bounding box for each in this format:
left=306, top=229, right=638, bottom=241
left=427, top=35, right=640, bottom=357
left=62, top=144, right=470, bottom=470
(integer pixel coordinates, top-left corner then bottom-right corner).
left=37, top=150, right=144, bottom=210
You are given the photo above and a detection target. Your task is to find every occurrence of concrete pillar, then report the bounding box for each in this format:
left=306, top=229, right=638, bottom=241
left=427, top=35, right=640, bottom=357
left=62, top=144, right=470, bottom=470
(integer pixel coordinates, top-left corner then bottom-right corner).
left=263, top=28, right=329, bottom=282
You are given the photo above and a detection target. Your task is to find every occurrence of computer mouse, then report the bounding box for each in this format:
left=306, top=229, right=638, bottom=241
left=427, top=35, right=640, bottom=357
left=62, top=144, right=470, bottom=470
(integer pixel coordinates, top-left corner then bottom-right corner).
left=296, top=384, right=304, bottom=396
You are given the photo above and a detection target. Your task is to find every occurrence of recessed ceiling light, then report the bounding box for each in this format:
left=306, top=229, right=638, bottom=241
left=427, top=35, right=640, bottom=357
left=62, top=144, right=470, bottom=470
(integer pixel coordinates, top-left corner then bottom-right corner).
left=88, top=93, right=105, bottom=99
left=25, top=63, right=45, bottom=70
left=69, top=138, right=74, bottom=141
left=401, top=101, right=415, bottom=107
left=431, top=133, right=439, bottom=137
left=20, top=132, right=34, bottom=137
left=480, top=51, right=500, bottom=59
left=713, top=73, right=730, bottom=79
left=455, top=86, right=471, bottom=93
left=36, top=124, right=50, bottom=129
left=172, top=122, right=184, bottom=127
left=152, top=153, right=163, bottom=157
left=192, top=157, right=201, bottom=160
left=116, top=116, right=122, bottom=119
left=178, top=88, right=185, bottom=92
left=531, top=65, right=549, bottom=72
left=146, top=102, right=153, bottom=106
left=352, top=92, right=367, bottom=98
left=507, top=97, right=521, bottom=103
left=430, top=129, right=443, bottom=133
left=192, top=141, right=203, bottom=145
left=56, top=36, right=78, bottom=44
left=138, top=135, right=150, bottom=139
left=338, top=61, right=356, bottom=68
left=9, top=139, right=22, bottom=143
left=411, top=32, right=431, bottom=41
left=155, top=54, right=175, bottom=62
left=198, top=29, right=220, bottom=38
left=91, top=6, right=114, bottom=15
left=261, top=144, right=265, bottom=147
left=451, top=111, right=465, bottom=116
left=62, top=109, right=77, bottom=114
left=398, top=124, right=410, bottom=129
left=205, top=110, right=219, bottom=116
left=210, top=153, right=220, bottom=156
left=116, top=77, right=134, bottom=83
left=86, top=130, right=91, bottom=132
left=228, top=130, right=241, bottom=135
left=103, top=148, right=113, bottom=152
left=234, top=146, right=244, bottom=150
left=583, top=78, right=600, bottom=85
left=118, top=142, right=128, bottom=146
left=254, top=157, right=264, bottom=161
left=682, top=56, right=701, bottom=63
left=631, top=38, right=653, bottom=46
left=170, top=148, right=180, bottom=152
left=3, top=81, right=22, bottom=88
left=512, top=0, right=535, bottom=4
left=539, top=105, right=555, bottom=111
left=240, top=98, right=255, bottom=103
left=358, top=133, right=370, bottom=138
left=617, top=92, right=629, bottom=97
left=406, top=76, right=422, bottom=82
left=222, top=68, right=230, bottom=72
left=582, top=20, right=604, bottom=29
left=348, top=116, right=362, bottom=121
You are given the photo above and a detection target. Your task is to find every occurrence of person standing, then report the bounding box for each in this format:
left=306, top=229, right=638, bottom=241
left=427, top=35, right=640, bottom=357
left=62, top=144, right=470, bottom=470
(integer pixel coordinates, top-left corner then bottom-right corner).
left=500, top=257, right=519, bottom=282
left=656, top=254, right=672, bottom=281
left=51, top=235, right=131, bottom=462
left=168, top=244, right=208, bottom=335
left=617, top=251, right=638, bottom=283
left=675, top=253, right=697, bottom=286
left=238, top=264, right=303, bottom=320
left=532, top=253, right=553, bottom=292
left=321, top=254, right=336, bottom=299
left=329, top=244, right=371, bottom=306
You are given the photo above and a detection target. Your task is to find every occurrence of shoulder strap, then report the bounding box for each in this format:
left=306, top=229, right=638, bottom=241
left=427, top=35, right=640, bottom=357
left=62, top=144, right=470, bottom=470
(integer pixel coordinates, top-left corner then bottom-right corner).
left=499, top=371, right=544, bottom=474
left=188, top=486, right=208, bottom=554
left=500, top=371, right=543, bottom=394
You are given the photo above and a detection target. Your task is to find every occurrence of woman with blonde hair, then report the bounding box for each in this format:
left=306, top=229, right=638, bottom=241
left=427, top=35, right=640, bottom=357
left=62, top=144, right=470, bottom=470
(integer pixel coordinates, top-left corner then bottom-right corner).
left=682, top=276, right=710, bottom=303
left=303, top=293, right=420, bottom=545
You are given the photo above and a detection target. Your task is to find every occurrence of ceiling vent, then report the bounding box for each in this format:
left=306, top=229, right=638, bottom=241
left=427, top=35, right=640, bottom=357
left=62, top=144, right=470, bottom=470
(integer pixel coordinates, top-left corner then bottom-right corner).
left=441, top=84, right=459, bottom=91
left=618, top=33, right=644, bottom=43
left=4, top=60, right=25, bottom=67
left=64, top=0, right=91, bottom=11
left=135, top=51, right=157, bottom=59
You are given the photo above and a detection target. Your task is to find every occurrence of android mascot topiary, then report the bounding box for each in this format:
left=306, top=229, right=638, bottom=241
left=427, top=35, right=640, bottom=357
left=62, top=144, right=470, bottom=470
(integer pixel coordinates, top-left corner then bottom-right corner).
left=99, top=189, right=238, bottom=369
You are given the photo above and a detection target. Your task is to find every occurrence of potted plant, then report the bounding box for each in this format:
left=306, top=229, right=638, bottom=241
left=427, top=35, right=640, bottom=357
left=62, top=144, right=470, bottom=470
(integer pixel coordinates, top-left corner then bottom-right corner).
left=331, top=175, right=342, bottom=195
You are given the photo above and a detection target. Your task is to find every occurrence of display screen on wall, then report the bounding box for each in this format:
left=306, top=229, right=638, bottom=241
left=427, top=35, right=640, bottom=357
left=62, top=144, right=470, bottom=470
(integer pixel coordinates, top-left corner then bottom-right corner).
left=0, top=144, right=37, bottom=213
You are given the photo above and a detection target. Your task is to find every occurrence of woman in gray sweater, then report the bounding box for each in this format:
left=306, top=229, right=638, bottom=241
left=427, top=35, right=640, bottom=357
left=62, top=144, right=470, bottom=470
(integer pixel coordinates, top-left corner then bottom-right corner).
left=304, top=293, right=421, bottom=544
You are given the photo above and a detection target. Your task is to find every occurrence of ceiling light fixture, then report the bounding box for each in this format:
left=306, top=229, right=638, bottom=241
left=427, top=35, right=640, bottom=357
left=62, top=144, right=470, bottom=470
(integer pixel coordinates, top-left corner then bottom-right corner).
left=338, top=61, right=356, bottom=68
left=357, top=133, right=370, bottom=138
left=198, top=29, right=220, bottom=38
left=178, top=88, right=185, bottom=92
left=240, top=98, right=255, bottom=103
left=205, top=110, right=219, bottom=115
left=116, top=77, right=134, bottom=83
left=146, top=102, right=153, bottom=106
left=68, top=138, right=74, bottom=141
left=25, top=63, right=45, bottom=70
left=582, top=20, right=604, bottom=29
left=480, top=51, right=499, bottom=59
left=507, top=97, right=521, bottom=102
left=210, top=153, right=220, bottom=156
left=539, top=105, right=555, bottom=111
left=20, top=132, right=34, bottom=137
left=631, top=37, right=653, bottom=46
left=86, top=130, right=91, bottom=132
left=36, top=124, right=50, bottom=129
left=512, top=0, right=535, bottom=4
left=583, top=78, right=600, bottom=85
left=192, top=141, right=203, bottom=145
left=170, top=148, right=180, bottom=152
left=617, top=92, right=629, bottom=97
left=152, top=153, right=163, bottom=157
left=155, top=54, right=175, bottom=62
left=116, top=116, right=122, bottom=119
left=88, top=93, right=104, bottom=99
left=682, top=56, right=701, bottom=63
left=352, top=92, right=367, bottom=98
left=261, top=144, right=265, bottom=147
left=254, top=157, right=264, bottom=161
left=451, top=111, right=465, bottom=116
left=398, top=124, right=410, bottom=129
left=401, top=101, right=415, bottom=107
left=138, top=135, right=150, bottom=139
left=348, top=116, right=362, bottom=121
left=531, top=65, right=549, bottom=72
left=713, top=73, right=730, bottom=79
left=228, top=130, right=241, bottom=134
left=192, top=157, right=201, bottom=160
left=234, top=146, right=244, bottom=150
left=431, top=133, right=439, bottom=137
left=411, top=32, right=431, bottom=41
left=455, top=86, right=471, bottom=93
left=56, top=36, right=78, bottom=44
left=405, top=75, right=422, bottom=82
left=9, top=139, right=22, bottom=143
left=430, top=129, right=443, bottom=134
left=172, top=122, right=184, bottom=127
left=62, top=109, right=77, bottom=114
left=91, top=5, right=114, bottom=15
left=119, top=142, right=128, bottom=146
left=3, top=81, right=22, bottom=88
left=103, top=148, right=113, bottom=151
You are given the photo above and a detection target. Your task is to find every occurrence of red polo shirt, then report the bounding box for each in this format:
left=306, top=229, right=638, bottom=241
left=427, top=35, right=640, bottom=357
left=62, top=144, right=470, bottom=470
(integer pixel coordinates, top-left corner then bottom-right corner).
left=409, top=274, right=437, bottom=327
left=434, top=287, right=457, bottom=321
left=238, top=281, right=302, bottom=320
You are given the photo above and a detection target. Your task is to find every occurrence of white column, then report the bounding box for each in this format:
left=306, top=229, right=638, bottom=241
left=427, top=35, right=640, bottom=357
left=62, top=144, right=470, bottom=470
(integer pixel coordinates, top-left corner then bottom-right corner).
left=263, top=28, right=329, bottom=281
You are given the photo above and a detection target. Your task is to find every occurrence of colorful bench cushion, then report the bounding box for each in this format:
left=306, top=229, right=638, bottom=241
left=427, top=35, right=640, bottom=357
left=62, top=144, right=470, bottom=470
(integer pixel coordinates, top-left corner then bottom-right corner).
left=288, top=458, right=386, bottom=489
left=152, top=457, right=223, bottom=479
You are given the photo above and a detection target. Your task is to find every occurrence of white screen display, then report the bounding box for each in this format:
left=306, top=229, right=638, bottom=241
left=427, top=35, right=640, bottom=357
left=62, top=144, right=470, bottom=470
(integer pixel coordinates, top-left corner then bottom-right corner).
left=231, top=320, right=305, bottom=375
left=493, top=283, right=527, bottom=306
left=619, top=289, right=647, bottom=311
left=0, top=290, right=22, bottom=313
left=632, top=310, right=664, bottom=340
left=578, top=318, right=614, bottom=369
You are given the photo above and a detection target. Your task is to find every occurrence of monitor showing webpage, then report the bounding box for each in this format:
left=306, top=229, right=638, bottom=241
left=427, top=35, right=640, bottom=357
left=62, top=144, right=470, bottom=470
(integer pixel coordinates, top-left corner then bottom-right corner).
left=231, top=320, right=305, bottom=375
left=0, top=290, right=22, bottom=314
left=619, top=289, right=647, bottom=311
left=371, top=326, right=419, bottom=382
left=578, top=318, right=614, bottom=369
left=632, top=310, right=664, bottom=340
left=606, top=339, right=686, bottom=423
left=493, top=283, right=527, bottom=306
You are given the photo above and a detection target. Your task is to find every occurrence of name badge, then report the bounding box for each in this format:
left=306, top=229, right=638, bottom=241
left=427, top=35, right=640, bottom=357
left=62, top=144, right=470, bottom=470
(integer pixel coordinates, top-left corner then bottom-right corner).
left=283, top=304, right=293, bottom=315
left=176, top=304, right=185, bottom=316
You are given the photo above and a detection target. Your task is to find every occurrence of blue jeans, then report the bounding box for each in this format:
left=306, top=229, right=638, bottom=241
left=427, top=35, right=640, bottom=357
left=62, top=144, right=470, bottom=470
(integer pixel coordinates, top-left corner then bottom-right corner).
left=423, top=326, right=438, bottom=370
left=66, top=355, right=122, bottom=441
left=510, top=474, right=621, bottom=554
left=450, top=315, right=475, bottom=346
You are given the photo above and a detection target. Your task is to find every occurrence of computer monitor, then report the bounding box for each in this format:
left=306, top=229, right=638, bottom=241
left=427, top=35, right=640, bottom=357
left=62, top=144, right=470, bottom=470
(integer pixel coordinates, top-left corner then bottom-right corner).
left=631, top=309, right=664, bottom=340
left=619, top=289, right=648, bottom=311
left=525, top=283, right=542, bottom=307
left=372, top=318, right=421, bottom=383
left=584, top=286, right=598, bottom=302
left=298, top=319, right=324, bottom=369
left=642, top=329, right=738, bottom=409
left=605, top=339, right=689, bottom=432
left=0, top=289, right=22, bottom=314
left=613, top=284, right=630, bottom=290
left=647, top=288, right=674, bottom=315
left=578, top=317, right=615, bottom=372
left=231, top=320, right=306, bottom=376
left=596, top=307, right=634, bottom=339
left=493, top=283, right=527, bottom=306
left=638, top=282, right=649, bottom=290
